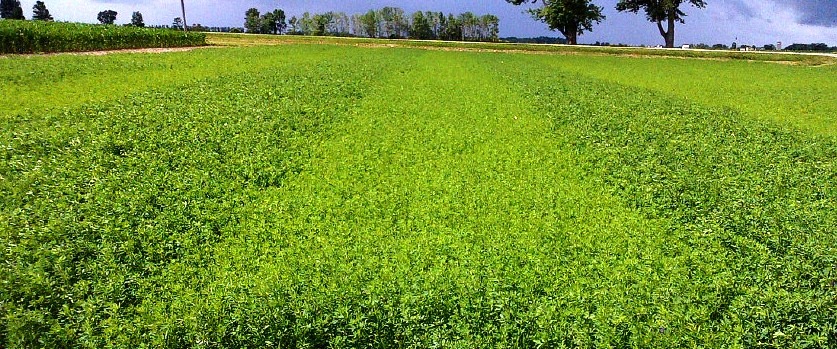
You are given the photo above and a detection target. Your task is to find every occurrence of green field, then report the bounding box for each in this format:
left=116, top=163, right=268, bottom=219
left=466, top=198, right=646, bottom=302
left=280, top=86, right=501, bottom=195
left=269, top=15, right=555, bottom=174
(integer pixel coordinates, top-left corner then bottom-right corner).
left=2, top=43, right=836, bottom=348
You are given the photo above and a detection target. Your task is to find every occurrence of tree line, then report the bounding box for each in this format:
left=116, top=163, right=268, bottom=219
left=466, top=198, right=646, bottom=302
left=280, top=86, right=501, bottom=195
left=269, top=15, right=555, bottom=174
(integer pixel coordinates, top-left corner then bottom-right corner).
left=1, top=0, right=148, bottom=27
left=244, top=7, right=500, bottom=42
left=784, top=43, right=836, bottom=52
left=94, top=10, right=147, bottom=27
left=3, top=0, right=833, bottom=50
left=1, top=0, right=51, bottom=21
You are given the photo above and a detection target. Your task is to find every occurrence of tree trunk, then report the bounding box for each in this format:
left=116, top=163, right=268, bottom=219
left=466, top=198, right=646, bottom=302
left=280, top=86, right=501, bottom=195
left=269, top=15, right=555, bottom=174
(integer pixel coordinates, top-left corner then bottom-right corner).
left=656, top=11, right=676, bottom=48
left=561, top=25, right=578, bottom=45
left=566, top=31, right=577, bottom=45
left=665, top=16, right=675, bottom=48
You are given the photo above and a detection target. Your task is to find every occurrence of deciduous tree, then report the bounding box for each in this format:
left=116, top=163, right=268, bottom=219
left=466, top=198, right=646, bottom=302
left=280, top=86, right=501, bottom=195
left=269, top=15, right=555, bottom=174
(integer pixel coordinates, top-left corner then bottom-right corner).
left=131, top=11, right=145, bottom=27
left=616, top=0, right=706, bottom=48
left=273, top=9, right=287, bottom=34
left=312, top=12, right=333, bottom=36
left=259, top=9, right=286, bottom=34
left=299, top=12, right=313, bottom=35
left=97, top=10, right=117, bottom=25
left=410, top=11, right=433, bottom=40
left=331, top=12, right=350, bottom=36
left=507, top=0, right=605, bottom=45
left=244, top=8, right=260, bottom=33
left=444, top=13, right=461, bottom=41
left=359, top=10, right=379, bottom=38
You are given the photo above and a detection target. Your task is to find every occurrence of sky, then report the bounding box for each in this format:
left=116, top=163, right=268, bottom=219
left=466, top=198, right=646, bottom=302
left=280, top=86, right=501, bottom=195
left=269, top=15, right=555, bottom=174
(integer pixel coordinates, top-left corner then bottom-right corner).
left=23, top=0, right=837, bottom=46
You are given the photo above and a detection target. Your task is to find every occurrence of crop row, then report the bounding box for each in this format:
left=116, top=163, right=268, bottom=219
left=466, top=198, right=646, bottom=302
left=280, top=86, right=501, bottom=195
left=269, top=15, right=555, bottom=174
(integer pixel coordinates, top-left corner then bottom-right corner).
left=0, top=20, right=205, bottom=54
left=495, top=56, right=836, bottom=347
left=1, top=46, right=835, bottom=348
left=0, top=48, right=406, bottom=347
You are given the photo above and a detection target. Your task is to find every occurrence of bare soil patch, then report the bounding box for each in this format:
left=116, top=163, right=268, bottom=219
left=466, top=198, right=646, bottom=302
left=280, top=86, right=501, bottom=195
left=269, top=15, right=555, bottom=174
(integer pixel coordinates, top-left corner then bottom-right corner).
left=1, top=46, right=214, bottom=58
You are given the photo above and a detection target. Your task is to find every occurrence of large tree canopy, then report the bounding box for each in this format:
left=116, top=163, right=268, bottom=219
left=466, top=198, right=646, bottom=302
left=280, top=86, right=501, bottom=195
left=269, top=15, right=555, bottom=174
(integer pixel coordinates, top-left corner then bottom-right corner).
left=507, top=0, right=605, bottom=45
left=616, top=0, right=706, bottom=48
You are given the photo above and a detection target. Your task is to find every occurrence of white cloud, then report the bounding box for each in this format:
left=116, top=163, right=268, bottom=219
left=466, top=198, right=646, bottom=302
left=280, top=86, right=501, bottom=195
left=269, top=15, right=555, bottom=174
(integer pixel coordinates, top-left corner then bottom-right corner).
left=581, top=0, right=837, bottom=46
left=21, top=0, right=837, bottom=45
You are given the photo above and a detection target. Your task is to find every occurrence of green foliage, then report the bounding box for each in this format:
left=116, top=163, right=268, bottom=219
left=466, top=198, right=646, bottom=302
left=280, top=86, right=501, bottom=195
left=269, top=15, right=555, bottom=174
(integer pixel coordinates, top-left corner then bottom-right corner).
left=496, top=54, right=837, bottom=347
left=616, top=0, right=707, bottom=47
left=130, top=11, right=144, bottom=28
left=507, top=0, right=605, bottom=45
left=31, top=1, right=52, bottom=21
left=1, top=44, right=835, bottom=348
left=244, top=7, right=260, bottom=33
left=359, top=10, right=379, bottom=38
left=543, top=55, right=837, bottom=136
left=410, top=11, right=433, bottom=40
left=1, top=45, right=400, bottom=347
left=206, top=32, right=837, bottom=66
left=785, top=43, right=835, bottom=52
left=0, top=0, right=24, bottom=19
left=260, top=9, right=286, bottom=34
left=287, top=7, right=499, bottom=41
left=616, top=0, right=707, bottom=23
left=0, top=20, right=206, bottom=54
left=243, top=8, right=287, bottom=35
left=97, top=9, right=117, bottom=25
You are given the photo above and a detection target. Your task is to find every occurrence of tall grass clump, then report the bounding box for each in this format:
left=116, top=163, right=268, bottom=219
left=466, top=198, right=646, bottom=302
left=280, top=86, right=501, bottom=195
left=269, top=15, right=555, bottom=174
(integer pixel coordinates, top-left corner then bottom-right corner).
left=0, top=20, right=206, bottom=54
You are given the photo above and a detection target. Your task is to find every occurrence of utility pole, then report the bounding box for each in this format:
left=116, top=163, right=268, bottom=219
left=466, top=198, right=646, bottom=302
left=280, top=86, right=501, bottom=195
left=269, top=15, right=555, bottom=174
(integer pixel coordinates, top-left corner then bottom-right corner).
left=180, top=0, right=188, bottom=31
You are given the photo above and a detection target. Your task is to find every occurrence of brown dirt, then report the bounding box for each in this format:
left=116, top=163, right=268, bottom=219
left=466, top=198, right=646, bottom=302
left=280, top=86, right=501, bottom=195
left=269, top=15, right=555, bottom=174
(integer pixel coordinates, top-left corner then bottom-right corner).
left=0, top=46, right=214, bottom=58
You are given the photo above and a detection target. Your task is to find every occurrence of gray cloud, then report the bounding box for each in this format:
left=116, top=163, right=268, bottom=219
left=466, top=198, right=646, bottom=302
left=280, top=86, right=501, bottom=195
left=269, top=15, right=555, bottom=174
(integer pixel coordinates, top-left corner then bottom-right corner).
left=22, top=0, right=837, bottom=45
left=726, top=0, right=757, bottom=18
left=773, top=0, right=837, bottom=27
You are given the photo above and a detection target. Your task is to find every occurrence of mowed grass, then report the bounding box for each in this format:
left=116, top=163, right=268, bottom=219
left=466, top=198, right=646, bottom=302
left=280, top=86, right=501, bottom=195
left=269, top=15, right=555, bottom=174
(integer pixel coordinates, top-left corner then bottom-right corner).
left=1, top=44, right=836, bottom=348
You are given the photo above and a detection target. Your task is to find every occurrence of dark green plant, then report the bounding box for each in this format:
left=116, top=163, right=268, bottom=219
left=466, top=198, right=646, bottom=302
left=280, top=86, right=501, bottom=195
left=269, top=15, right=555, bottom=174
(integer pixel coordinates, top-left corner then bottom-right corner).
left=97, top=9, right=117, bottom=25
left=244, top=8, right=260, bottom=33
left=0, top=20, right=206, bottom=54
left=130, top=11, right=144, bottom=27
left=0, top=0, right=24, bottom=19
left=32, top=1, right=52, bottom=21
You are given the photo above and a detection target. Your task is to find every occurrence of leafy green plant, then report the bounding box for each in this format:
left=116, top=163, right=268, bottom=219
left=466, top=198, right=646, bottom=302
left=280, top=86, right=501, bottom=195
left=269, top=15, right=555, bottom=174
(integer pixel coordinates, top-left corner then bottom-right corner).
left=1, top=44, right=835, bottom=348
left=495, top=54, right=837, bottom=347
left=0, top=20, right=205, bottom=54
